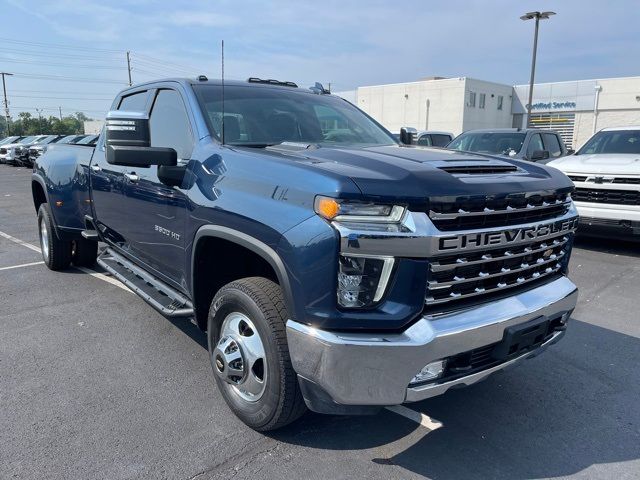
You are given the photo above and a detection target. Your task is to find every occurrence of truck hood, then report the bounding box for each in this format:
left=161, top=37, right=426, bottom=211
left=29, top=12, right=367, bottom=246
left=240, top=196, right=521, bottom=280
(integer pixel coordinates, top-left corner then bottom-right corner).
left=261, top=144, right=573, bottom=201
left=548, top=153, right=640, bottom=176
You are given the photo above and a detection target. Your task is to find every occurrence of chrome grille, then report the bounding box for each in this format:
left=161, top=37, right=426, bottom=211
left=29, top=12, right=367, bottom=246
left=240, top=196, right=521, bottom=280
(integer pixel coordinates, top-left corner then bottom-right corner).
left=426, top=233, right=571, bottom=307
left=428, top=193, right=571, bottom=231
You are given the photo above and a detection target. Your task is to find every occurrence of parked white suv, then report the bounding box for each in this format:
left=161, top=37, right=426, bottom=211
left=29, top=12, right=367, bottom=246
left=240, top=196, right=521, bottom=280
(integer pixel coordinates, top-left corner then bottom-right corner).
left=548, top=127, right=640, bottom=239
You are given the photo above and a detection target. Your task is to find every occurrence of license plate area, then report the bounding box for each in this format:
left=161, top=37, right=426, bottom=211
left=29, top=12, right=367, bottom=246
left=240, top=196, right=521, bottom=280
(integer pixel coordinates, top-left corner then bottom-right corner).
left=492, top=316, right=550, bottom=361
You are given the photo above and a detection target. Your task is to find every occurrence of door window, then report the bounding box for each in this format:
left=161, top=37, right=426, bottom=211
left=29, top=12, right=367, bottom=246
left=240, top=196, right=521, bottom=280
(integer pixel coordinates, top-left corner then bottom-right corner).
left=526, top=134, right=544, bottom=158
left=430, top=134, right=451, bottom=147
left=118, top=91, right=149, bottom=111
left=417, top=135, right=432, bottom=146
left=149, top=89, right=193, bottom=160
left=542, top=133, right=563, bottom=157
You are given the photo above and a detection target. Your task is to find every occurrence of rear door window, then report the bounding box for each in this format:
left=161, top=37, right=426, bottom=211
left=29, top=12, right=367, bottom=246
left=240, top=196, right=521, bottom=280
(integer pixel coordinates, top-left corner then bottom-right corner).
left=542, top=133, right=563, bottom=157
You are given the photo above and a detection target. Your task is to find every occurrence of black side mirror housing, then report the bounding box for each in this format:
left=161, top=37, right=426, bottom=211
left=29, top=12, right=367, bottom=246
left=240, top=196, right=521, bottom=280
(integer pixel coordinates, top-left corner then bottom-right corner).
left=105, top=110, right=178, bottom=168
left=399, top=127, right=417, bottom=145
left=158, top=165, right=187, bottom=187
left=530, top=150, right=550, bottom=161
left=566, top=149, right=575, bottom=155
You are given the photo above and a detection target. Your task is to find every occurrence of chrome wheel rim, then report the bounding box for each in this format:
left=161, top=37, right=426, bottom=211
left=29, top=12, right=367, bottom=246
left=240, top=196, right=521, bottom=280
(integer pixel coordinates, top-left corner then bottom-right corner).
left=213, top=312, right=267, bottom=402
left=40, top=218, right=49, bottom=263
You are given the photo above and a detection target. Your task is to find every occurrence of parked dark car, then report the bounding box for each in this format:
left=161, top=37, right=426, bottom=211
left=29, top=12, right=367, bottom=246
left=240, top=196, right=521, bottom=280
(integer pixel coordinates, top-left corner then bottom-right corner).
left=28, top=135, right=95, bottom=165
left=17, top=135, right=65, bottom=167
left=447, top=128, right=571, bottom=163
left=2, top=136, right=48, bottom=165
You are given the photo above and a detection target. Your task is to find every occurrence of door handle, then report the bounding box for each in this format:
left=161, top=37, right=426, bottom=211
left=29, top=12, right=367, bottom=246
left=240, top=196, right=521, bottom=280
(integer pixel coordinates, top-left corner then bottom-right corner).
left=90, top=164, right=101, bottom=172
left=124, top=173, right=139, bottom=182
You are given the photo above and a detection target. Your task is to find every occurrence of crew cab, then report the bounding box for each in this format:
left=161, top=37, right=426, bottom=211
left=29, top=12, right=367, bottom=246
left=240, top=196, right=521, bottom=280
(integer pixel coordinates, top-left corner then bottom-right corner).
left=448, top=128, right=570, bottom=163
left=549, top=126, right=640, bottom=239
left=32, top=77, right=579, bottom=431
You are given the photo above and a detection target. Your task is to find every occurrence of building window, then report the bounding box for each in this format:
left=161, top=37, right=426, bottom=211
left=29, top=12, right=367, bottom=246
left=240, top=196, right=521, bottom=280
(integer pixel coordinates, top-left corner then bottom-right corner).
left=497, top=95, right=504, bottom=110
left=479, top=93, right=486, bottom=109
left=468, top=91, right=476, bottom=107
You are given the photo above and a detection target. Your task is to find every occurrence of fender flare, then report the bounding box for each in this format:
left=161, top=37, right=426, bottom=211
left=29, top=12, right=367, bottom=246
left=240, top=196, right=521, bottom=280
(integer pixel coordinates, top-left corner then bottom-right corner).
left=190, top=225, right=296, bottom=321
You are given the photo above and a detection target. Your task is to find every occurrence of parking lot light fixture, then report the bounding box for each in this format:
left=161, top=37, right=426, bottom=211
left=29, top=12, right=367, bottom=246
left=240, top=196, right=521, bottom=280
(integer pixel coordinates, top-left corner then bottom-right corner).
left=521, top=11, right=556, bottom=126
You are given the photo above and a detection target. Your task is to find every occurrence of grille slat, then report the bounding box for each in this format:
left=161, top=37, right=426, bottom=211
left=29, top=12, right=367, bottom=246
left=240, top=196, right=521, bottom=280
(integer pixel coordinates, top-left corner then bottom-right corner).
left=426, top=234, right=572, bottom=308
left=430, top=235, right=569, bottom=272
left=573, top=188, right=640, bottom=206
left=428, top=192, right=571, bottom=231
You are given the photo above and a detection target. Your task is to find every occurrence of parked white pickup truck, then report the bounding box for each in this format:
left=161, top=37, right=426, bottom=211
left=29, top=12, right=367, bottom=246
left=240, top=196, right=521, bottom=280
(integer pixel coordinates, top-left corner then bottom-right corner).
left=548, top=126, right=640, bottom=239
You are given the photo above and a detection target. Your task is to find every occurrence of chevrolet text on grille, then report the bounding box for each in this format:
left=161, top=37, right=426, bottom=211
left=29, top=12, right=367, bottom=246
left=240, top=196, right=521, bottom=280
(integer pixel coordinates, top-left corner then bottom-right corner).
left=438, top=218, right=579, bottom=251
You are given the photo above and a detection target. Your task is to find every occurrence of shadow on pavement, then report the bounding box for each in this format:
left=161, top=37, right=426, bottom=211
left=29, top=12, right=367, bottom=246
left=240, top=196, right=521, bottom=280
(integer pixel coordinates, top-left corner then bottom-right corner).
left=272, top=319, right=640, bottom=479
left=574, top=235, right=639, bottom=258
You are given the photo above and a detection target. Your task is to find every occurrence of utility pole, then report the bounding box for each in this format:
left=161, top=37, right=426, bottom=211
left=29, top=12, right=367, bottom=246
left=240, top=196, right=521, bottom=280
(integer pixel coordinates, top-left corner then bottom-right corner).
left=36, top=108, right=43, bottom=134
left=1, top=72, right=13, bottom=135
left=59, top=106, right=63, bottom=121
left=126, top=51, right=132, bottom=86
left=520, top=11, right=555, bottom=127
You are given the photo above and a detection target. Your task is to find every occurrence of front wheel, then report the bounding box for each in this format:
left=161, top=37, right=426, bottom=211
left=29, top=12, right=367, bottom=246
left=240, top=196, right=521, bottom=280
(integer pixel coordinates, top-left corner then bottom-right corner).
left=37, top=204, right=72, bottom=271
left=207, top=277, right=306, bottom=431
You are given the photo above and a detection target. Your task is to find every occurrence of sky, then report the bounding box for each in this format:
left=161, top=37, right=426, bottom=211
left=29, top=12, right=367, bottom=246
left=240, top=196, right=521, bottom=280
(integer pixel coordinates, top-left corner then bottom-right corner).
left=1, top=0, right=639, bottom=120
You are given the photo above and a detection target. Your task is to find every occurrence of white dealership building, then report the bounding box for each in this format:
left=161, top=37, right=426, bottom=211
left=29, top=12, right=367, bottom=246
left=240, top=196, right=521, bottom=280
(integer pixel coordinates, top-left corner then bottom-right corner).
left=337, top=75, right=640, bottom=149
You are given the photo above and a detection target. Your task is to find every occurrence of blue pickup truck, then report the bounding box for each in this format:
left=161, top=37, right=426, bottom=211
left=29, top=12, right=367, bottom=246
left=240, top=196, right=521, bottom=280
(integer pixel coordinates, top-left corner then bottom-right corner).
left=32, top=77, right=579, bottom=431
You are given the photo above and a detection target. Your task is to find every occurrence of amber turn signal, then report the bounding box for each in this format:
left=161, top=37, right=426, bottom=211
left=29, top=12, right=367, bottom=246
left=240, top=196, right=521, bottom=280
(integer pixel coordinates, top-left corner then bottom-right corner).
left=314, top=197, right=340, bottom=220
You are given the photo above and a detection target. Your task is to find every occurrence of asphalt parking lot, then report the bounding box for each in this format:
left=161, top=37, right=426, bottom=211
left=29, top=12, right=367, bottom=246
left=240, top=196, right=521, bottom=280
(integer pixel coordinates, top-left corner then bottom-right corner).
left=1, top=163, right=639, bottom=480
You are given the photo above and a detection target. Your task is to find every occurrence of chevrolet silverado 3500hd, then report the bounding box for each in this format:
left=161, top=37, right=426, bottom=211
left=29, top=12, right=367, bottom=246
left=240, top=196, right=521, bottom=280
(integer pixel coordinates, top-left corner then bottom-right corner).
left=32, top=77, right=578, bottom=431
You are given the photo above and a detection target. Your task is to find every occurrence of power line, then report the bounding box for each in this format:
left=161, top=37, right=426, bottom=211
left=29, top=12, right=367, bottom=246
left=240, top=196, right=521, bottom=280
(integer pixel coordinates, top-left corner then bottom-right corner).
left=0, top=57, right=129, bottom=70
left=132, top=52, right=200, bottom=73
left=0, top=46, right=124, bottom=61
left=11, top=94, right=113, bottom=101
left=11, top=72, right=128, bottom=85
left=0, top=36, right=123, bottom=53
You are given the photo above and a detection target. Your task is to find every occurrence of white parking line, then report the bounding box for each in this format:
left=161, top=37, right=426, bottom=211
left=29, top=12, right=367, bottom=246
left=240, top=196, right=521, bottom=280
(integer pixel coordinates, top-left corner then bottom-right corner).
left=0, top=261, right=45, bottom=271
left=2, top=227, right=438, bottom=426
left=385, top=405, right=443, bottom=430
left=0, top=229, right=131, bottom=293
left=0, top=231, right=41, bottom=253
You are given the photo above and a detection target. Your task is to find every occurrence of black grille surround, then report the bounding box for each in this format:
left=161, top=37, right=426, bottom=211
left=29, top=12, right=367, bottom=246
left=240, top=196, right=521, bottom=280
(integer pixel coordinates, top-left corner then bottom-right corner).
left=425, top=233, right=573, bottom=311
left=428, top=192, right=572, bottom=231
left=573, top=187, right=640, bottom=206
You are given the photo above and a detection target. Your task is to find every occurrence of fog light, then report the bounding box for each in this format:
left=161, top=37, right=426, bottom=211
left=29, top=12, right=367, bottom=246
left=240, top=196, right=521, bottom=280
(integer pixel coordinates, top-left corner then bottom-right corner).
left=410, top=360, right=447, bottom=385
left=337, top=255, right=394, bottom=308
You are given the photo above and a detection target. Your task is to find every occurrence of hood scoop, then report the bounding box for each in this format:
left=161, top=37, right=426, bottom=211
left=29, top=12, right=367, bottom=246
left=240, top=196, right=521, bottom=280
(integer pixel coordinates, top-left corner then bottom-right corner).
left=435, top=158, right=520, bottom=175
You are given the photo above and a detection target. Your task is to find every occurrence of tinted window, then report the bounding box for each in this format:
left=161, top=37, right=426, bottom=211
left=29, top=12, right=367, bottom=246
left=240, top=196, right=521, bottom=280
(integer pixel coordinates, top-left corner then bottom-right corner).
left=417, top=135, right=431, bottom=146
left=526, top=134, right=544, bottom=158
left=118, top=91, right=148, bottom=111
left=149, top=89, right=193, bottom=159
left=468, top=91, right=476, bottom=107
left=448, top=132, right=526, bottom=155
left=577, top=130, right=640, bottom=155
left=194, top=85, right=395, bottom=147
left=479, top=93, right=486, bottom=109
left=497, top=96, right=504, bottom=110
left=543, top=133, right=562, bottom=157
left=430, top=134, right=451, bottom=147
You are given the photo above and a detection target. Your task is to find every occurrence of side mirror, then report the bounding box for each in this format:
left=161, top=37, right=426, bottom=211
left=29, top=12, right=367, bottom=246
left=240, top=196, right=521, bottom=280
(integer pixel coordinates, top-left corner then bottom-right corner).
left=399, top=127, right=417, bottom=145
left=567, top=149, right=575, bottom=155
left=105, top=110, right=177, bottom=168
left=530, top=150, right=550, bottom=161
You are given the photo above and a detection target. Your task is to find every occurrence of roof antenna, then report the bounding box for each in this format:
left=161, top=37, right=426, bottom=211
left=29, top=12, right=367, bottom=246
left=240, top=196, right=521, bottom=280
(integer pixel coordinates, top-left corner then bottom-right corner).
left=221, top=39, right=225, bottom=145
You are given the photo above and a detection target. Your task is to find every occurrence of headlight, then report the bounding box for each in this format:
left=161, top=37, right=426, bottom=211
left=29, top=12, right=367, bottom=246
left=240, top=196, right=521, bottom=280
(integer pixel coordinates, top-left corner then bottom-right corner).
left=314, top=196, right=405, bottom=223
left=337, top=254, right=394, bottom=308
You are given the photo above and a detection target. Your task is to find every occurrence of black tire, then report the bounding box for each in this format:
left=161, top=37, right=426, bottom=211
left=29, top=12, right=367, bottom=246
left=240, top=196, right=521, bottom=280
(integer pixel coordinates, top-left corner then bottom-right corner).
left=71, top=237, right=98, bottom=267
left=37, top=204, right=72, bottom=271
left=207, top=277, right=307, bottom=431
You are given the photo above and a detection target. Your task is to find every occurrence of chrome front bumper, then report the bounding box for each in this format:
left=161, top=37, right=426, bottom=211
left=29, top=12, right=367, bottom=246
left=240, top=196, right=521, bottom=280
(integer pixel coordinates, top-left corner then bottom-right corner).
left=286, top=275, right=578, bottom=407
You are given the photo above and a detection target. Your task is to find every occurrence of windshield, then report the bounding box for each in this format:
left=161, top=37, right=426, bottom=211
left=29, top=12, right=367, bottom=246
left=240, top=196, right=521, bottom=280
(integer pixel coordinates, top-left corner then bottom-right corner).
left=56, top=135, right=78, bottom=144
left=577, top=130, right=640, bottom=155
left=193, top=85, right=396, bottom=147
left=19, top=136, right=40, bottom=144
left=75, top=135, right=98, bottom=145
left=448, top=132, right=526, bottom=156
left=0, top=136, right=20, bottom=145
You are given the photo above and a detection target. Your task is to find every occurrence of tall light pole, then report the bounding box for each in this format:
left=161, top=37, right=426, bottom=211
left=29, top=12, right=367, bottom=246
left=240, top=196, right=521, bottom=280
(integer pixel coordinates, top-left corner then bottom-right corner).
left=520, top=11, right=555, bottom=126
left=1, top=72, right=13, bottom=135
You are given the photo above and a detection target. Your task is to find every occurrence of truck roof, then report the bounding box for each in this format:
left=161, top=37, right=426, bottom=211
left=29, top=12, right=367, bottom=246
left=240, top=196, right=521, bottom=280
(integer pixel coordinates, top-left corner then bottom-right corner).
left=120, top=77, right=320, bottom=96
left=600, top=126, right=640, bottom=131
